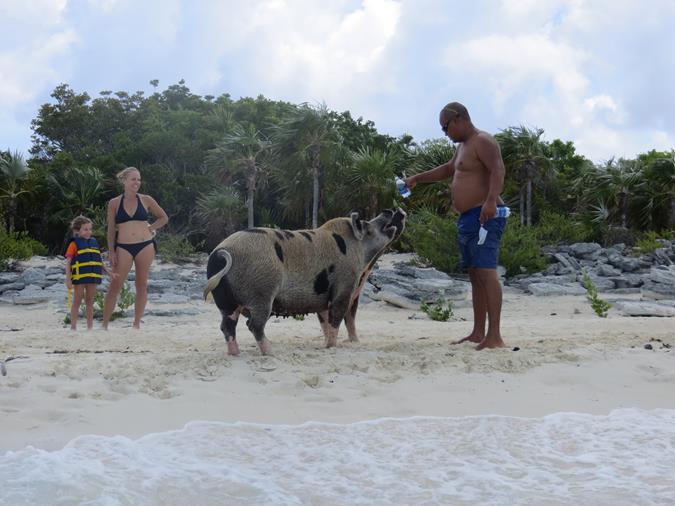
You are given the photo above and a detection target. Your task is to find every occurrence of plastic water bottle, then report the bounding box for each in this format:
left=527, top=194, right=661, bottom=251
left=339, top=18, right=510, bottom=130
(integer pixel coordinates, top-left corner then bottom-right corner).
left=395, top=176, right=411, bottom=198
left=496, top=206, right=511, bottom=218
left=477, top=206, right=510, bottom=245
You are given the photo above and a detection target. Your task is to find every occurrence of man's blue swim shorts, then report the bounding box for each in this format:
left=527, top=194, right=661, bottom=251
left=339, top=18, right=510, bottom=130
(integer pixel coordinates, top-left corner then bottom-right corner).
left=457, top=205, right=507, bottom=269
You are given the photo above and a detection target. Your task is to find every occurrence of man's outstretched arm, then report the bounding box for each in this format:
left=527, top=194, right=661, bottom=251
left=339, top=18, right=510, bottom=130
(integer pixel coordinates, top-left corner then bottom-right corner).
left=406, top=153, right=456, bottom=189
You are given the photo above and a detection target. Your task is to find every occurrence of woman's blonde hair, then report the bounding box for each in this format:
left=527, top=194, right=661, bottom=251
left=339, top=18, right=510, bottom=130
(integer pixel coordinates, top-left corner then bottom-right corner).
left=70, top=215, right=93, bottom=233
left=116, top=166, right=140, bottom=183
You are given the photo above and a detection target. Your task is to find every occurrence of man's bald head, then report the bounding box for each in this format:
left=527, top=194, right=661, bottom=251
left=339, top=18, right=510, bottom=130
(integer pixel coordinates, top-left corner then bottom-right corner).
left=441, top=102, right=470, bottom=121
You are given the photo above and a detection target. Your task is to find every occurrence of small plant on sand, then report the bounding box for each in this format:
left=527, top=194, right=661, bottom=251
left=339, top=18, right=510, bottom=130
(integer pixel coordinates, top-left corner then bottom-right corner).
left=420, top=297, right=454, bottom=322
left=582, top=271, right=611, bottom=318
left=292, top=314, right=306, bottom=321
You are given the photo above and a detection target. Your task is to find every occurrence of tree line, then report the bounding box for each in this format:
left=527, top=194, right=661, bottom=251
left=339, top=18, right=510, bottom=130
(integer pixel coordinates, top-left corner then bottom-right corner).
left=1, top=80, right=673, bottom=261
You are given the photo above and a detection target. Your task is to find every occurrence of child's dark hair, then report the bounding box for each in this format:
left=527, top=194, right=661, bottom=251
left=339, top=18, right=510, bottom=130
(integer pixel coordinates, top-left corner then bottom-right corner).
left=70, top=215, right=93, bottom=233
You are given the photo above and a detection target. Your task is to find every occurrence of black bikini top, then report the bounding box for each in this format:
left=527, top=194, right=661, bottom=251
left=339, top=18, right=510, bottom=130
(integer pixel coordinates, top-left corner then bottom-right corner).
left=116, top=194, right=149, bottom=224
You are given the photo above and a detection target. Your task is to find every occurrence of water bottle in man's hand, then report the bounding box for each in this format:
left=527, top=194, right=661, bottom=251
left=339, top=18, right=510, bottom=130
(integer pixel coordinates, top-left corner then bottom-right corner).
left=395, top=176, right=411, bottom=198
left=477, top=206, right=510, bottom=245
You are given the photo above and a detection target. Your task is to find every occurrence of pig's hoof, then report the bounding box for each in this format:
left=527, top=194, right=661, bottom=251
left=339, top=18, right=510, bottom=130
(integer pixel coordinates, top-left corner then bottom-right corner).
left=258, top=339, right=271, bottom=355
left=325, top=338, right=338, bottom=348
left=227, top=341, right=240, bottom=356
left=346, top=336, right=359, bottom=343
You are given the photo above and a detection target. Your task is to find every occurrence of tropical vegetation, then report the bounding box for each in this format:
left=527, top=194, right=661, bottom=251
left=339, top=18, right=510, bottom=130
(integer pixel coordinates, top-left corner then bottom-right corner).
left=0, top=80, right=673, bottom=275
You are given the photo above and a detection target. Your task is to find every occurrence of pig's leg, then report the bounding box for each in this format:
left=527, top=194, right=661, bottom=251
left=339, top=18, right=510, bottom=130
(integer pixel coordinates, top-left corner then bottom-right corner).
left=344, top=266, right=373, bottom=342
left=344, top=297, right=359, bottom=342
left=326, top=293, right=351, bottom=348
left=316, top=310, right=330, bottom=339
left=246, top=303, right=272, bottom=355
left=220, top=307, right=241, bottom=356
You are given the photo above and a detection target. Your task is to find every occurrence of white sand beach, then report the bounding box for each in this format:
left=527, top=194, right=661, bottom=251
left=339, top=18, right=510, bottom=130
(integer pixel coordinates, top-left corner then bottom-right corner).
left=2, top=271, right=673, bottom=453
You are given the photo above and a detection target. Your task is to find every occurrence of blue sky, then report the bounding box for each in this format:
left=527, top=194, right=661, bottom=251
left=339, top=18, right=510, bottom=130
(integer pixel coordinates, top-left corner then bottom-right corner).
left=2, top=0, right=675, bottom=162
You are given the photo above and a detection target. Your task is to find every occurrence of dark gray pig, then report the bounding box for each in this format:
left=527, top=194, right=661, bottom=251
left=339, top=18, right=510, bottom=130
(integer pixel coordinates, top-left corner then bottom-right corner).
left=204, top=209, right=406, bottom=355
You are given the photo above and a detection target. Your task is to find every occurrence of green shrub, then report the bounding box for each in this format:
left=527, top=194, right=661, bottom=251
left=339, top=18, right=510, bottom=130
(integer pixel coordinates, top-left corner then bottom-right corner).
left=399, top=208, right=460, bottom=274
left=634, top=232, right=660, bottom=255
left=420, top=298, right=454, bottom=321
left=0, top=229, right=48, bottom=270
left=533, top=211, right=593, bottom=245
left=400, top=208, right=547, bottom=276
left=634, top=231, right=665, bottom=256
left=581, top=271, right=611, bottom=317
left=500, top=222, right=547, bottom=276
left=155, top=232, right=198, bottom=263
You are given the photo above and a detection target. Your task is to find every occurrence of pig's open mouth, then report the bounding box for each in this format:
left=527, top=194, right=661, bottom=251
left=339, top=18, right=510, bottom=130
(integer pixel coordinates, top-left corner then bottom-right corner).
left=382, top=222, right=399, bottom=238
left=376, top=208, right=406, bottom=238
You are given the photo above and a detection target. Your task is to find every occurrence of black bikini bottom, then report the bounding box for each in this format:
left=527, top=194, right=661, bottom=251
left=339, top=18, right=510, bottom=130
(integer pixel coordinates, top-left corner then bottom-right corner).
left=116, top=239, right=157, bottom=258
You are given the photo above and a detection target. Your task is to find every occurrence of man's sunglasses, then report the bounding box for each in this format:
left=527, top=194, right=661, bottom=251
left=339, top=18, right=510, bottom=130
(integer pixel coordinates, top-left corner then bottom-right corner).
left=441, top=110, right=460, bottom=133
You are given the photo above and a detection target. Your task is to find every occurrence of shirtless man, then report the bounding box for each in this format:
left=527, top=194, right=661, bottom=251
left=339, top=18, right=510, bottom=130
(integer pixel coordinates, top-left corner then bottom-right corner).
left=406, top=102, right=507, bottom=350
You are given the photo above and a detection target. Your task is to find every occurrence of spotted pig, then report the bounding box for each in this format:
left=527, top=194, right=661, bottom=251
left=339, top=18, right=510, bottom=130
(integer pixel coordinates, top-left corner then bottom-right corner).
left=203, top=209, right=406, bottom=355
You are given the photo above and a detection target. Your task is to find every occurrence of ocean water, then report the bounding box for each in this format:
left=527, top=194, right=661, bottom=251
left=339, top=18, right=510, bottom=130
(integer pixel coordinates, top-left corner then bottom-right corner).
left=2, top=409, right=674, bottom=506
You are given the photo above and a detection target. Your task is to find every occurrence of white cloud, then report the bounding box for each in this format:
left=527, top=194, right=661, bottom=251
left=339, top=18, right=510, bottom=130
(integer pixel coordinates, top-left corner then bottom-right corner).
left=584, top=95, right=617, bottom=112
left=204, top=0, right=402, bottom=106
left=447, top=33, right=588, bottom=110
left=0, top=0, right=76, bottom=107
left=1, top=0, right=68, bottom=26
left=0, top=30, right=78, bottom=104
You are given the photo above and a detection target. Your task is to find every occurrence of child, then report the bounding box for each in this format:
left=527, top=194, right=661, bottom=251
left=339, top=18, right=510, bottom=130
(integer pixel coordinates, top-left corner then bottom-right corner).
left=65, top=216, right=116, bottom=330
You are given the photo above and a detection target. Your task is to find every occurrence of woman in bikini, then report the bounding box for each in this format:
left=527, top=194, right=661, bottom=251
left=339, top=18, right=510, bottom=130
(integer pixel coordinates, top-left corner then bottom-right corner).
left=103, top=167, right=169, bottom=329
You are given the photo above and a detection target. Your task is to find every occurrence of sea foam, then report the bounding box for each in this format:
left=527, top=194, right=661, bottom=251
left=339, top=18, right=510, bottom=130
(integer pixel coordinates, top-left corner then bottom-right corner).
left=2, top=408, right=674, bottom=505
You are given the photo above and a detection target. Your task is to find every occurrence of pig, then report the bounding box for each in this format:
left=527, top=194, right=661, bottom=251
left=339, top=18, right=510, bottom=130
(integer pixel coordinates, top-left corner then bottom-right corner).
left=203, top=209, right=406, bottom=355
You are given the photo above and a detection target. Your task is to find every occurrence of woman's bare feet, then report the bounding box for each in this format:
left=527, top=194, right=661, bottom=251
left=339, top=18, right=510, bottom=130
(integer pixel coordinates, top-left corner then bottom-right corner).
left=453, top=334, right=484, bottom=345
left=475, top=336, right=505, bottom=350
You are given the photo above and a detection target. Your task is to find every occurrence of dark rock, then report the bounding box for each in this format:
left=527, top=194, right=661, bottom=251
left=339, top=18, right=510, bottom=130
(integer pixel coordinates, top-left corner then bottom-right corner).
left=613, top=300, right=675, bottom=317
left=528, top=282, right=586, bottom=296
left=0, top=282, right=26, bottom=294
left=553, top=253, right=581, bottom=272
left=569, top=242, right=602, bottom=260
left=0, top=273, right=20, bottom=285
left=20, top=267, right=47, bottom=287
left=596, top=263, right=622, bottom=277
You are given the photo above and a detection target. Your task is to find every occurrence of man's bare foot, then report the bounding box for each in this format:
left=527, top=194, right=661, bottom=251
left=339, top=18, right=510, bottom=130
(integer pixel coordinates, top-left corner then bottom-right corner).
left=475, top=336, right=505, bottom=350
left=133, top=322, right=140, bottom=329
left=453, top=334, right=484, bottom=345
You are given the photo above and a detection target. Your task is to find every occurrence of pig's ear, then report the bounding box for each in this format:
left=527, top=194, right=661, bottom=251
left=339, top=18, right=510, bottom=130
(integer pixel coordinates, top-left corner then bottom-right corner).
left=350, top=212, right=364, bottom=240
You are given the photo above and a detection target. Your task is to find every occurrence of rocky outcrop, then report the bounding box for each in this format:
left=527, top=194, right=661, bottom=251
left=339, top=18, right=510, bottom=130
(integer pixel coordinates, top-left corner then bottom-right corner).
left=1, top=241, right=673, bottom=318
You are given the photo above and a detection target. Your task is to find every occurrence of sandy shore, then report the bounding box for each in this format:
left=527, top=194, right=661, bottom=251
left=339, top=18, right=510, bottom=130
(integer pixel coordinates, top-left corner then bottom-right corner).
left=1, top=284, right=673, bottom=452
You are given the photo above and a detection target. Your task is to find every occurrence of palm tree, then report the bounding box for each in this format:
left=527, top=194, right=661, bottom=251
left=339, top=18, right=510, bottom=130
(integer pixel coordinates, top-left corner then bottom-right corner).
left=47, top=166, right=105, bottom=223
left=196, top=186, right=246, bottom=247
left=496, top=126, right=552, bottom=226
left=632, top=153, right=675, bottom=230
left=345, top=147, right=400, bottom=216
left=576, top=158, right=641, bottom=229
left=0, top=151, right=31, bottom=233
left=272, top=103, right=339, bottom=228
left=206, top=123, right=271, bottom=228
